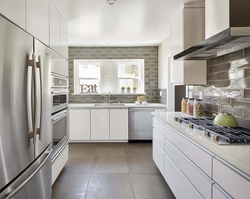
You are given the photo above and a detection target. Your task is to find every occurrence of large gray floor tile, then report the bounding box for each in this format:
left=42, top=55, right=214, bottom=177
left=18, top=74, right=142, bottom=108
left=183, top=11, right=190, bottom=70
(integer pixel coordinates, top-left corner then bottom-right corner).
left=62, top=156, right=94, bottom=173
left=85, top=173, right=135, bottom=199
left=69, top=143, right=97, bottom=157
left=92, top=155, right=129, bottom=173
left=127, top=155, right=160, bottom=174
left=124, top=143, right=152, bottom=156
left=52, top=173, right=90, bottom=199
left=96, top=143, right=125, bottom=155
left=130, top=173, right=176, bottom=199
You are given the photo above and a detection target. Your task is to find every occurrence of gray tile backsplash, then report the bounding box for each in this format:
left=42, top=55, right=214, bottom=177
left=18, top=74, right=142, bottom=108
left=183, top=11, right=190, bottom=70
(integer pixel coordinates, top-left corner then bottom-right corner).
left=68, top=47, right=160, bottom=103
left=192, top=47, right=250, bottom=128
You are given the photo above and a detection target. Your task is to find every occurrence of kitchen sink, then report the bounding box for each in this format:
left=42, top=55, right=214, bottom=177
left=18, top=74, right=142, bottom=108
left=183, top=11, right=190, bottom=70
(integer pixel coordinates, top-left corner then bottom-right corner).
left=94, top=103, right=125, bottom=106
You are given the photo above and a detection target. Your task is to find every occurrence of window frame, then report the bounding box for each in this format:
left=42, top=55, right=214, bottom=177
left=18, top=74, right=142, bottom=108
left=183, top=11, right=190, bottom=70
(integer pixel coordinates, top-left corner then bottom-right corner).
left=73, top=59, right=144, bottom=94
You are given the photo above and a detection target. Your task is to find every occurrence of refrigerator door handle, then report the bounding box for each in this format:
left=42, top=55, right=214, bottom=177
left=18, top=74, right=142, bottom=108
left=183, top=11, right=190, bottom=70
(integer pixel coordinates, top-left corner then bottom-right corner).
left=3, top=149, right=52, bottom=199
left=36, top=55, right=42, bottom=140
left=27, top=53, right=38, bottom=144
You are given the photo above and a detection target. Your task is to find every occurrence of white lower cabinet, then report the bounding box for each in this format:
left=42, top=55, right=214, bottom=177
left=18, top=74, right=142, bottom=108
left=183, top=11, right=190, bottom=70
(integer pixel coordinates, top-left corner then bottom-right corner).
left=69, top=109, right=90, bottom=140
left=91, top=109, right=109, bottom=140
left=164, top=154, right=203, bottom=199
left=52, top=144, right=68, bottom=185
left=213, top=157, right=250, bottom=199
left=213, top=184, right=232, bottom=199
left=165, top=138, right=213, bottom=199
left=153, top=140, right=165, bottom=176
left=110, top=109, right=128, bottom=140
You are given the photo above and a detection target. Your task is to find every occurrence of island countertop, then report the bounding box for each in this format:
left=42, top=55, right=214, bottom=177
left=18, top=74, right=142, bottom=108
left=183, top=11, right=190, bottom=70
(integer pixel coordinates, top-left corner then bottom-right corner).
left=152, top=111, right=250, bottom=177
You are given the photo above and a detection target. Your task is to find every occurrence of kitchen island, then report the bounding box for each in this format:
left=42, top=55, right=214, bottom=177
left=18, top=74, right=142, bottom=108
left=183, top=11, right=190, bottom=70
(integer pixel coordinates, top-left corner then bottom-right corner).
left=152, top=111, right=250, bottom=199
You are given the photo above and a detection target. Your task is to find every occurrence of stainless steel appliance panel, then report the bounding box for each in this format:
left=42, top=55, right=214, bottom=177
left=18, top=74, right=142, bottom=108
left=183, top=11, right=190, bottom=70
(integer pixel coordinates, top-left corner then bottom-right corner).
left=129, top=108, right=154, bottom=140
left=51, top=109, right=68, bottom=160
left=0, top=145, right=52, bottom=199
left=0, top=15, right=35, bottom=191
left=0, top=15, right=52, bottom=199
left=33, top=39, right=52, bottom=158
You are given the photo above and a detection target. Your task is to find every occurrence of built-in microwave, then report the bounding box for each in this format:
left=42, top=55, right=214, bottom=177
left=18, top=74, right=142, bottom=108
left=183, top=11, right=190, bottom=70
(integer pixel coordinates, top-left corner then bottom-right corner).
left=51, top=73, right=68, bottom=114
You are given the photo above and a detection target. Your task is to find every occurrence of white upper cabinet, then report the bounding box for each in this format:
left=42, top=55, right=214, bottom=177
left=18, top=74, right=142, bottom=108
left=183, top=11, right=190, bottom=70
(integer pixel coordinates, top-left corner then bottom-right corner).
left=205, top=0, right=229, bottom=39
left=60, top=17, right=68, bottom=60
left=50, top=1, right=61, bottom=54
left=0, top=0, right=25, bottom=29
left=170, top=3, right=206, bottom=85
left=26, top=0, right=50, bottom=46
left=50, top=0, right=68, bottom=60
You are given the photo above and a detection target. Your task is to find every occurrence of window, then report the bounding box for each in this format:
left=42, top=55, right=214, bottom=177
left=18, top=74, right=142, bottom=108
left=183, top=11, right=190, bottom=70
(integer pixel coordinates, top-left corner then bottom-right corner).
left=117, top=61, right=143, bottom=93
left=74, top=61, right=101, bottom=93
left=74, top=59, right=144, bottom=94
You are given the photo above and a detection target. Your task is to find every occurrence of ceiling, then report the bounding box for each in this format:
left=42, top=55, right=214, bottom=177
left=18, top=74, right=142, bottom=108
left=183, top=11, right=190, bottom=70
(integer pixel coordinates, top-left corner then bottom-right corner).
left=68, top=0, right=202, bottom=47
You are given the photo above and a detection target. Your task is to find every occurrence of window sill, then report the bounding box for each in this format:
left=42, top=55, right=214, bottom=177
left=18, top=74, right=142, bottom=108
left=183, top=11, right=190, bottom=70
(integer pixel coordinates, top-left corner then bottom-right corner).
left=71, top=93, right=146, bottom=96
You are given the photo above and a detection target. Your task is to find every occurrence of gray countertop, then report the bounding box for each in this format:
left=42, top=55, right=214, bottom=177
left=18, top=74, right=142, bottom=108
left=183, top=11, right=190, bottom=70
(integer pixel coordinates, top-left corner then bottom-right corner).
left=152, top=112, right=250, bottom=177
left=69, top=103, right=167, bottom=109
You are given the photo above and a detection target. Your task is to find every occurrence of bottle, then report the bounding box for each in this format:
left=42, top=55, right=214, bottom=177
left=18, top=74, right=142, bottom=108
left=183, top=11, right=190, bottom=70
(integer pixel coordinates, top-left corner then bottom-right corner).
left=187, top=98, right=194, bottom=116
left=181, top=98, right=188, bottom=113
left=193, top=99, right=203, bottom=117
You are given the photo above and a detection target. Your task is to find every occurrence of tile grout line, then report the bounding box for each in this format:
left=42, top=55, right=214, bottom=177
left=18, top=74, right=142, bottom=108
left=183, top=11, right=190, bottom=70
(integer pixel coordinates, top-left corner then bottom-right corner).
left=84, top=144, right=98, bottom=199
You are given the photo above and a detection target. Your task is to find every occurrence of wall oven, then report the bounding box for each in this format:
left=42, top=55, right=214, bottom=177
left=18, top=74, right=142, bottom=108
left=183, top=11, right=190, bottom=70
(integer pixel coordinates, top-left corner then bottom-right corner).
left=51, top=109, right=68, bottom=161
left=51, top=73, right=68, bottom=114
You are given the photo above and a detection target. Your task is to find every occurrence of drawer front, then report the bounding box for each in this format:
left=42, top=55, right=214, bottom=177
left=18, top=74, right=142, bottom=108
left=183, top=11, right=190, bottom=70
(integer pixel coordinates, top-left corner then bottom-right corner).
left=165, top=139, right=213, bottom=199
left=213, top=184, right=233, bottom=199
left=165, top=124, right=212, bottom=177
left=153, top=117, right=164, bottom=135
left=164, top=154, right=203, bottom=199
left=213, top=157, right=250, bottom=199
left=153, top=140, right=165, bottom=176
left=153, top=128, right=165, bottom=150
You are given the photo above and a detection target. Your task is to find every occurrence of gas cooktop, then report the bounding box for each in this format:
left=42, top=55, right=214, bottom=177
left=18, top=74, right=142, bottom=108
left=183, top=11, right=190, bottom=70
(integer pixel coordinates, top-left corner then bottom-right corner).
left=174, top=117, right=250, bottom=145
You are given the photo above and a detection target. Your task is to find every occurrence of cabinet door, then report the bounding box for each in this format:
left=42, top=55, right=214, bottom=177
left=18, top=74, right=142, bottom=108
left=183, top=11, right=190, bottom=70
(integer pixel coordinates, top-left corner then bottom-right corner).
left=52, top=144, right=68, bottom=185
left=164, top=154, right=203, bottom=199
left=0, top=0, right=25, bottom=29
left=153, top=140, right=165, bottom=176
left=69, top=109, right=90, bottom=140
left=110, top=109, right=128, bottom=140
left=213, top=157, right=250, bottom=199
left=26, top=0, right=49, bottom=45
left=205, top=0, right=229, bottom=39
left=60, top=16, right=68, bottom=60
left=213, top=184, right=233, bottom=199
left=50, top=1, right=61, bottom=54
left=91, top=109, right=109, bottom=140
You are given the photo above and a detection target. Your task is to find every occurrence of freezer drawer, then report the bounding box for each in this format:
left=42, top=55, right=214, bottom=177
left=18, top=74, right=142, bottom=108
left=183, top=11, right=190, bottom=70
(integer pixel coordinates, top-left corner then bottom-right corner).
left=0, top=146, right=52, bottom=199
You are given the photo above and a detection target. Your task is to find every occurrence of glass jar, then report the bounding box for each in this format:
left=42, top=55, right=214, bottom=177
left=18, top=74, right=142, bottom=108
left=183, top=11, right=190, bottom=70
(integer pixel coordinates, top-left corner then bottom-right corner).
left=187, top=98, right=194, bottom=116
left=181, top=98, right=188, bottom=113
left=193, top=99, right=203, bottom=117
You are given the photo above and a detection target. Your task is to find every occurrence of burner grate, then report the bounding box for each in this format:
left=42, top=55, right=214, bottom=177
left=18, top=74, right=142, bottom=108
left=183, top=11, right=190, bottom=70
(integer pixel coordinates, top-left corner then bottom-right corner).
left=174, top=117, right=250, bottom=144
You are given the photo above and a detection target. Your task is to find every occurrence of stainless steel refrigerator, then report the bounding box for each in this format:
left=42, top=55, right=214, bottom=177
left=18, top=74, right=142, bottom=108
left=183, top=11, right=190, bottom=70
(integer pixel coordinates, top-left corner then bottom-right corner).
left=0, top=15, right=52, bottom=199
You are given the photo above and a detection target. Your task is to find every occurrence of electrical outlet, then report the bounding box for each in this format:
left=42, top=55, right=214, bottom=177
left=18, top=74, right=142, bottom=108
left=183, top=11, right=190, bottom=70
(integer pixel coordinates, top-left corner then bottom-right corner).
left=159, top=91, right=162, bottom=96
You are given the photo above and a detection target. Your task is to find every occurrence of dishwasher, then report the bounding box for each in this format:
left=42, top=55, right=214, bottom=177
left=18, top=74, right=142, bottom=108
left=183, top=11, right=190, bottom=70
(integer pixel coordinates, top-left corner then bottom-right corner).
left=129, top=108, right=155, bottom=141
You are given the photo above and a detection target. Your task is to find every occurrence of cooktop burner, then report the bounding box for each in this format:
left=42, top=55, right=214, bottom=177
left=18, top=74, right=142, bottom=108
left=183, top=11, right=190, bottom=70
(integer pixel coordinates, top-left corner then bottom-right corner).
left=174, top=117, right=250, bottom=144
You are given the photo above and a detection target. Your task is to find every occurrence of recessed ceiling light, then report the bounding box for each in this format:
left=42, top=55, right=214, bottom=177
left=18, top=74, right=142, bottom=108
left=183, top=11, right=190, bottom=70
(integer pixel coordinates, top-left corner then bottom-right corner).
left=107, top=0, right=116, bottom=6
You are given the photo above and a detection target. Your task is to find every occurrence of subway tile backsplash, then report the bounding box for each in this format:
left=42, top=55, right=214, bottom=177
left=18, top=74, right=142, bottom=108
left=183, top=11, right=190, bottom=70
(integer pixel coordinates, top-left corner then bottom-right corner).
left=192, top=47, right=250, bottom=128
left=68, top=46, right=160, bottom=103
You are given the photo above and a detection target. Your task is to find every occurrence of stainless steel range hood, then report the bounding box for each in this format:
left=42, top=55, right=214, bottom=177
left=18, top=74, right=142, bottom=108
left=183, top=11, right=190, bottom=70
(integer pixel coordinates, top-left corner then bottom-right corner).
left=174, top=0, right=250, bottom=61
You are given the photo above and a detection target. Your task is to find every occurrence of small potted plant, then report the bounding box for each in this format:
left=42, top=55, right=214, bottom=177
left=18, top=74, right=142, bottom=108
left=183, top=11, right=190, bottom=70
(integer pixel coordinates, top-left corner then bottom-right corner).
left=121, top=86, right=125, bottom=93
left=133, top=86, right=137, bottom=93
left=127, top=86, right=131, bottom=93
